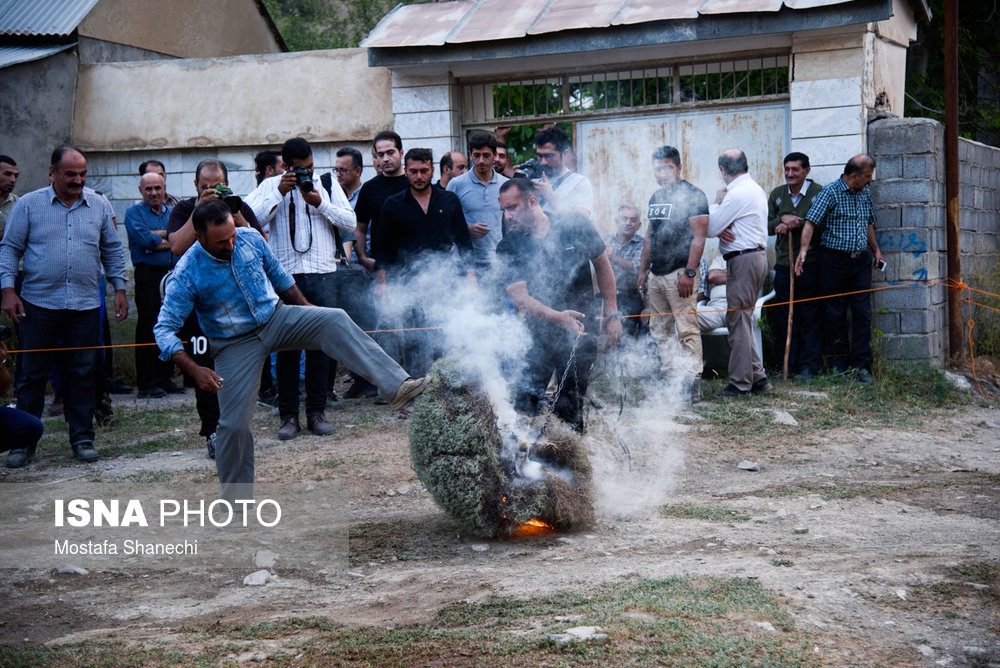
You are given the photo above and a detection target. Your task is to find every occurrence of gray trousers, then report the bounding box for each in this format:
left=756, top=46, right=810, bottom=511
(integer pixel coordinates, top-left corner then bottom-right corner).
left=725, top=251, right=768, bottom=391
left=210, top=303, right=409, bottom=500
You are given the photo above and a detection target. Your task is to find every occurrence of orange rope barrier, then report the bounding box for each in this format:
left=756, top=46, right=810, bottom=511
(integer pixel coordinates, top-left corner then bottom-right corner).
left=963, top=290, right=995, bottom=400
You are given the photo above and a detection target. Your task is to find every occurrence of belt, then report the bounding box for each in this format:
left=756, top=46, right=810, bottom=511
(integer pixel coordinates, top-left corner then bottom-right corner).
left=824, top=247, right=869, bottom=260
left=722, top=246, right=765, bottom=261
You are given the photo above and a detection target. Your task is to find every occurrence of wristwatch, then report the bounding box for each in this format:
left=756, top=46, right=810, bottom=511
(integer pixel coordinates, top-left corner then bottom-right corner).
left=683, top=268, right=696, bottom=278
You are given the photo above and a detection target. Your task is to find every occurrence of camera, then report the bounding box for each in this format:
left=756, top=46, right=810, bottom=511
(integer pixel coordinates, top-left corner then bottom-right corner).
left=212, top=184, right=243, bottom=214
left=292, top=166, right=314, bottom=193
left=512, top=159, right=543, bottom=180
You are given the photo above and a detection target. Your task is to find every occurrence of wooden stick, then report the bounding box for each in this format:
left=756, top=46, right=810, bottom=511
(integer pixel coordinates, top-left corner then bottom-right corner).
left=782, top=232, right=795, bottom=381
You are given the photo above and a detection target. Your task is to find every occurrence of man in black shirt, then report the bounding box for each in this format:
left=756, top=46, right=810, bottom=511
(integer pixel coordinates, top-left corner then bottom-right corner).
left=496, top=179, right=621, bottom=432
left=373, top=148, right=474, bottom=386
left=354, top=131, right=408, bottom=272
left=637, top=146, right=709, bottom=399
left=166, top=159, right=261, bottom=458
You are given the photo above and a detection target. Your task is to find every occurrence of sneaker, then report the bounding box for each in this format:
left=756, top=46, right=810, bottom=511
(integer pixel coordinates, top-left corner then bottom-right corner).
left=138, top=385, right=167, bottom=399
left=48, top=393, right=64, bottom=417
left=307, top=414, right=335, bottom=435
left=72, top=441, right=100, bottom=463
left=390, top=377, right=428, bottom=413
left=157, top=378, right=185, bottom=394
left=714, top=383, right=748, bottom=398
left=206, top=432, right=216, bottom=460
left=277, top=416, right=300, bottom=441
left=5, top=447, right=35, bottom=468
left=856, top=368, right=874, bottom=384
left=750, top=378, right=772, bottom=394
left=792, top=368, right=815, bottom=381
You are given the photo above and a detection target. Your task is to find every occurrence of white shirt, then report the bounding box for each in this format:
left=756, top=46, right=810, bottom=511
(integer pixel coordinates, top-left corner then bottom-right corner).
left=707, top=173, right=768, bottom=254
left=541, top=170, right=594, bottom=217
left=788, top=179, right=813, bottom=207
left=245, top=173, right=356, bottom=275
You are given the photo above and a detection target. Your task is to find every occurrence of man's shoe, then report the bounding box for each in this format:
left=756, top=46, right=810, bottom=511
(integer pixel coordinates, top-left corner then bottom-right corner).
left=138, top=385, right=167, bottom=399
left=5, top=447, right=35, bottom=468
left=277, top=417, right=300, bottom=441
left=257, top=387, right=278, bottom=408
left=326, top=391, right=341, bottom=409
left=390, top=377, right=428, bottom=413
left=157, top=378, right=185, bottom=394
left=307, top=414, right=335, bottom=436
left=714, top=383, right=748, bottom=398
left=206, top=432, right=216, bottom=460
left=856, top=368, right=874, bottom=384
left=751, top=378, right=772, bottom=394
left=48, top=393, right=64, bottom=417
left=345, top=379, right=378, bottom=399
left=109, top=378, right=134, bottom=394
left=793, top=368, right=815, bottom=381
left=72, top=441, right=100, bottom=463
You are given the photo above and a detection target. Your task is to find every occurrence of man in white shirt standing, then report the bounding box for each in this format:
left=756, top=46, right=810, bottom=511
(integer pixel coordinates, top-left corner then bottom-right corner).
left=531, top=126, right=594, bottom=219
left=707, top=149, right=770, bottom=398
left=245, top=137, right=356, bottom=440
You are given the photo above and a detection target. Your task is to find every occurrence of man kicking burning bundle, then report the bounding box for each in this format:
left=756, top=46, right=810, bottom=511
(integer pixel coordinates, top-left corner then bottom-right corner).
left=154, top=199, right=426, bottom=500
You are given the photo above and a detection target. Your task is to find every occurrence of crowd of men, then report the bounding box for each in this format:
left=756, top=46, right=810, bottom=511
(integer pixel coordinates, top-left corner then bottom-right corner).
left=0, top=131, right=884, bottom=497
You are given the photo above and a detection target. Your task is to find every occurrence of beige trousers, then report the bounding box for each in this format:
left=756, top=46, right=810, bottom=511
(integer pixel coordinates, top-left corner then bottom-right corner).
left=646, top=267, right=702, bottom=378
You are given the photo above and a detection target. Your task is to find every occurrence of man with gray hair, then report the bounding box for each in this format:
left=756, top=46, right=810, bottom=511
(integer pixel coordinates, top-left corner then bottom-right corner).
left=708, top=149, right=770, bottom=398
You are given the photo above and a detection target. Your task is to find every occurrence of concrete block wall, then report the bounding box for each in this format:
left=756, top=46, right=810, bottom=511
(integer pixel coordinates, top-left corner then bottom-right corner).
left=85, top=142, right=380, bottom=267
left=868, top=116, right=1000, bottom=364
left=389, top=71, right=462, bottom=175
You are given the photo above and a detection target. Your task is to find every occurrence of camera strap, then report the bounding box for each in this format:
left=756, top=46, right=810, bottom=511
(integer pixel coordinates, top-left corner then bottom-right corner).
left=288, top=194, right=313, bottom=254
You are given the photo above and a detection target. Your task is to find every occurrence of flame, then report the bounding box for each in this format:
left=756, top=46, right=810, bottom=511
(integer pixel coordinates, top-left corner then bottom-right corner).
left=510, top=518, right=555, bottom=538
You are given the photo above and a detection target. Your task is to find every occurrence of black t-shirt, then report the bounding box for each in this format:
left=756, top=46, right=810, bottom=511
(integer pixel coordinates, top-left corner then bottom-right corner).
left=354, top=174, right=409, bottom=257
left=496, top=211, right=605, bottom=321
left=646, top=180, right=709, bottom=275
left=166, top=197, right=261, bottom=262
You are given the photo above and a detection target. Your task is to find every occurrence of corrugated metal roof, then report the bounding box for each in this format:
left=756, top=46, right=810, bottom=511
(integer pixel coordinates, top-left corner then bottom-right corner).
left=0, top=0, right=100, bottom=37
left=363, top=0, right=865, bottom=48
left=0, top=43, right=74, bottom=69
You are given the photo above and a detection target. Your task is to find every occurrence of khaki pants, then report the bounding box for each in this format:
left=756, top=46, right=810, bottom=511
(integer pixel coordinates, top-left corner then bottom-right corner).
left=646, top=267, right=702, bottom=378
left=725, top=251, right=768, bottom=391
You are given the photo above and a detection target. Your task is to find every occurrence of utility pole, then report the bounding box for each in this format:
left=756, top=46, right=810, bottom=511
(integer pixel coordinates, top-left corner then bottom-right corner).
left=944, top=0, right=962, bottom=365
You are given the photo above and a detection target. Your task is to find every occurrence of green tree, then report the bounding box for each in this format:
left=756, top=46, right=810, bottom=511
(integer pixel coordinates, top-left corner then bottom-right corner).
left=262, top=0, right=430, bottom=51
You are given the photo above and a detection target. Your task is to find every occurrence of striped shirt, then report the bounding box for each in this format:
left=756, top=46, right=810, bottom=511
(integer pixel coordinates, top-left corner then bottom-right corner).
left=805, top=177, right=876, bottom=253
left=0, top=185, right=127, bottom=310
left=244, top=173, right=356, bottom=275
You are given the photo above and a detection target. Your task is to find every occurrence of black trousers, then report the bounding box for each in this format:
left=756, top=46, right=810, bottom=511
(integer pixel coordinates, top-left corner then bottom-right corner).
left=617, top=289, right=645, bottom=336
left=277, top=273, right=337, bottom=419
left=179, top=313, right=219, bottom=437
left=133, top=264, right=173, bottom=388
left=16, top=301, right=100, bottom=447
left=515, top=323, right=598, bottom=431
left=771, top=262, right=823, bottom=374
left=820, top=247, right=873, bottom=372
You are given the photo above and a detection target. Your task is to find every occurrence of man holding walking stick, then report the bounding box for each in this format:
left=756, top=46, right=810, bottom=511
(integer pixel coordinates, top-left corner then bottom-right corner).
left=767, top=153, right=823, bottom=380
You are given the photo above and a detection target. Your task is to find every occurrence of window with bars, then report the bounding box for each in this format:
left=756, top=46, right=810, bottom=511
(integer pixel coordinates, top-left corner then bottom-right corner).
left=462, top=55, right=789, bottom=125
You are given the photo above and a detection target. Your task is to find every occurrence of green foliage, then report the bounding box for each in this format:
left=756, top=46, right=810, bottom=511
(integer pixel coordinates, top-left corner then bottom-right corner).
left=661, top=503, right=752, bottom=523
left=970, top=259, right=1000, bottom=359
left=905, top=0, right=1000, bottom=145
left=262, top=0, right=430, bottom=50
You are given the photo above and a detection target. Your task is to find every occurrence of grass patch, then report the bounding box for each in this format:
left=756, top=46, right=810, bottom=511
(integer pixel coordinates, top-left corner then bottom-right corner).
left=661, top=503, right=752, bottom=523
left=758, top=472, right=1000, bottom=502
left=7, top=576, right=821, bottom=666
left=771, top=559, right=794, bottom=567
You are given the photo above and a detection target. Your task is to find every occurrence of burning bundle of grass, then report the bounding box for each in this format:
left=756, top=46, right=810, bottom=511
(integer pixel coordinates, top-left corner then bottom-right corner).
left=408, top=358, right=594, bottom=538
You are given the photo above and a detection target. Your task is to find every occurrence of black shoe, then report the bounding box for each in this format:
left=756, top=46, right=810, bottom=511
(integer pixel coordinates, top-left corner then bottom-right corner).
left=326, top=391, right=341, bottom=409
left=5, top=447, right=35, bottom=468
left=344, top=379, right=378, bottom=399
left=206, top=432, right=216, bottom=459
left=277, top=416, right=300, bottom=441
left=157, top=378, right=185, bottom=394
left=751, top=378, right=772, bottom=394
left=138, top=385, right=167, bottom=399
left=307, top=414, right=335, bottom=436
left=855, top=368, right=874, bottom=384
left=792, top=368, right=815, bottom=381
left=714, top=383, right=748, bottom=398
left=257, top=388, right=278, bottom=407
left=108, top=378, right=134, bottom=394
left=72, top=441, right=100, bottom=463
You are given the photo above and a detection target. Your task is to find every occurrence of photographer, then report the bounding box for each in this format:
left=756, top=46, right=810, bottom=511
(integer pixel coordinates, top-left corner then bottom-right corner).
left=524, top=125, right=594, bottom=219
left=244, top=137, right=356, bottom=441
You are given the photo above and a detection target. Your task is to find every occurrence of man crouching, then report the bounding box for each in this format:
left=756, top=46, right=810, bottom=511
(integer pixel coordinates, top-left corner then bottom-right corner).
left=154, top=199, right=426, bottom=500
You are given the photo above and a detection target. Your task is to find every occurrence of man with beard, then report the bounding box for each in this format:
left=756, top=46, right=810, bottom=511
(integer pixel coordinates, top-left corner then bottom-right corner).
left=373, top=148, right=474, bottom=402
left=496, top=178, right=621, bottom=432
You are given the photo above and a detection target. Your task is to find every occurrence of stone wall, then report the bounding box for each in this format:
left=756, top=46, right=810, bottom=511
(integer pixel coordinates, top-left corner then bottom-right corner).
left=868, top=116, right=1000, bottom=364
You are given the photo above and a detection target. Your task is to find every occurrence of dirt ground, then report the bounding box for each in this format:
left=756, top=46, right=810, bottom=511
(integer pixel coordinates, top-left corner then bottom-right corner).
left=1, top=376, right=998, bottom=666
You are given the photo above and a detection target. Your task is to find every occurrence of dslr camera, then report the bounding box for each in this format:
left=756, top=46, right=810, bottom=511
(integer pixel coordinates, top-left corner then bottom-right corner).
left=212, top=184, right=243, bottom=214
left=292, top=166, right=314, bottom=193
left=512, top=158, right=544, bottom=180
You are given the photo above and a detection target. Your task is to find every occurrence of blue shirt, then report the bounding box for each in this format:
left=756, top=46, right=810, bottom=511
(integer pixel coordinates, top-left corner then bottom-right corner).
left=447, top=169, right=508, bottom=266
left=0, top=185, right=127, bottom=310
left=154, top=227, right=295, bottom=360
left=125, top=202, right=173, bottom=268
left=805, top=177, right=876, bottom=253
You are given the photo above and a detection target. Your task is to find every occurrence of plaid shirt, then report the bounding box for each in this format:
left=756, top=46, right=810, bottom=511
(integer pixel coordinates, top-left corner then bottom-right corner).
left=603, top=232, right=643, bottom=290
left=805, top=177, right=876, bottom=253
